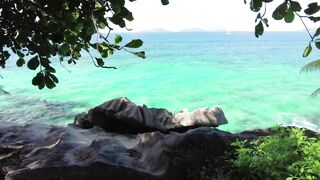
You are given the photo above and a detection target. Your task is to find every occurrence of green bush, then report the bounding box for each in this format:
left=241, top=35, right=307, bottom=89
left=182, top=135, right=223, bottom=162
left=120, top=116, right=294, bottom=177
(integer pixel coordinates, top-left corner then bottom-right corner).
left=231, top=127, right=320, bottom=180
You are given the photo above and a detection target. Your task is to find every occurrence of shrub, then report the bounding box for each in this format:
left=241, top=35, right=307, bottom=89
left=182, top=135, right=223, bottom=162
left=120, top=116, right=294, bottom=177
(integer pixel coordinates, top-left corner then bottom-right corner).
left=230, top=127, right=320, bottom=180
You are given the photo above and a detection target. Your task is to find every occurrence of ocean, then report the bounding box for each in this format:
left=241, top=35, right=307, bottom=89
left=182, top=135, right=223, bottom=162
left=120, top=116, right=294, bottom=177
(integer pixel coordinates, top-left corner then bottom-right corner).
left=1, top=32, right=320, bottom=132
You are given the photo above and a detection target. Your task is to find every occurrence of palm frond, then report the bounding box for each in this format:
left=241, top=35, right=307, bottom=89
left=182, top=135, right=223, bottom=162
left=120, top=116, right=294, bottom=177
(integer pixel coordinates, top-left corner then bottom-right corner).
left=300, top=59, right=320, bottom=73
left=310, top=88, right=320, bottom=97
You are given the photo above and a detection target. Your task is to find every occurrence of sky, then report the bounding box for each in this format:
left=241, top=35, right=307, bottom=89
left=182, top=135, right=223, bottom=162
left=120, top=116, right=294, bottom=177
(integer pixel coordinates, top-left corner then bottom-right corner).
left=111, top=0, right=319, bottom=32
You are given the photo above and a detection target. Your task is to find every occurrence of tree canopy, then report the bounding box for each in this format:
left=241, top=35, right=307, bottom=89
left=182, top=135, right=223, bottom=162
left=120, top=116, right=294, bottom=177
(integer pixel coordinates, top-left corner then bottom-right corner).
left=0, top=0, right=168, bottom=89
left=0, top=0, right=319, bottom=93
left=246, top=0, right=320, bottom=95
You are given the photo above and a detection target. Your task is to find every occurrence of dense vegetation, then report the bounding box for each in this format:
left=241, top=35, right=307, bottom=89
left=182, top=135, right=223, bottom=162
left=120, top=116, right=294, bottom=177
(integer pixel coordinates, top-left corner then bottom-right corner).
left=231, top=127, right=320, bottom=179
left=0, top=0, right=168, bottom=89
left=200, top=127, right=320, bottom=180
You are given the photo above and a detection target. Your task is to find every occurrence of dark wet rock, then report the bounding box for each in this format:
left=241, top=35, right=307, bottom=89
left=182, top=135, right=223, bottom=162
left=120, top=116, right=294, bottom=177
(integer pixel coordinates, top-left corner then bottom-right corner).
left=74, top=113, right=94, bottom=129
left=0, top=122, right=318, bottom=180
left=74, top=97, right=171, bottom=134
left=0, top=122, right=242, bottom=180
left=74, top=97, right=228, bottom=134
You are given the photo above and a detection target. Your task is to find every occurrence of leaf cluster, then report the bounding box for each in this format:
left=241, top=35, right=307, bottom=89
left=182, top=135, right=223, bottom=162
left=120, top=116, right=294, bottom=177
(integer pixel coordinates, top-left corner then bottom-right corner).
left=246, top=0, right=320, bottom=95
left=230, top=127, right=320, bottom=179
left=0, top=0, right=169, bottom=89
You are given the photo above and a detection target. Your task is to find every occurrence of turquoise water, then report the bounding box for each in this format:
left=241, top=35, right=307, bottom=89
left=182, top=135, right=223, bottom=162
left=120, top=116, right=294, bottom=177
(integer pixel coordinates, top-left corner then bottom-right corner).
left=1, top=32, right=320, bottom=132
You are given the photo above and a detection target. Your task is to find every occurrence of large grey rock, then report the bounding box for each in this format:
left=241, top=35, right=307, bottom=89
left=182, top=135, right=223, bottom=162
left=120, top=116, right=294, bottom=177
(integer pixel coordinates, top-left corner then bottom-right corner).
left=169, top=107, right=228, bottom=132
left=0, top=123, right=238, bottom=180
left=74, top=97, right=228, bottom=134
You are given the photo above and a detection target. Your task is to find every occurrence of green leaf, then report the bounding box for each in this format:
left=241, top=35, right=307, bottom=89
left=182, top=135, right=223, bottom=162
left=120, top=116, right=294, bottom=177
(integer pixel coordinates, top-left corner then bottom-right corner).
left=303, top=44, right=312, bottom=57
left=161, top=0, right=169, bottom=5
left=301, top=59, right=320, bottom=73
left=66, top=12, right=79, bottom=23
left=255, top=21, right=264, bottom=38
left=27, top=55, right=40, bottom=70
left=46, top=66, right=56, bottom=73
left=72, top=12, right=80, bottom=20
left=40, top=58, right=51, bottom=69
left=314, top=27, right=320, bottom=37
left=272, top=2, right=288, bottom=20
left=108, top=49, right=114, bottom=56
left=120, top=7, right=134, bottom=21
left=98, top=42, right=110, bottom=51
left=59, top=43, right=71, bottom=55
left=315, top=42, right=320, bottom=49
left=98, top=19, right=107, bottom=29
left=131, top=51, right=146, bottom=59
left=250, top=0, right=262, bottom=12
left=17, top=51, right=24, bottom=58
left=110, top=15, right=126, bottom=28
left=96, top=57, right=105, bottom=66
left=262, top=18, right=269, bottom=27
left=115, top=35, right=123, bottom=44
left=32, top=72, right=45, bottom=90
left=44, top=74, right=56, bottom=89
left=100, top=49, right=109, bottom=58
left=290, top=1, right=302, bottom=12
left=16, top=58, right=25, bottom=67
left=304, top=3, right=320, bottom=15
left=48, top=73, right=59, bottom=83
left=65, top=31, right=78, bottom=44
left=32, top=75, right=39, bottom=86
left=284, top=9, right=295, bottom=23
left=124, top=39, right=143, bottom=48
left=308, top=16, right=320, bottom=22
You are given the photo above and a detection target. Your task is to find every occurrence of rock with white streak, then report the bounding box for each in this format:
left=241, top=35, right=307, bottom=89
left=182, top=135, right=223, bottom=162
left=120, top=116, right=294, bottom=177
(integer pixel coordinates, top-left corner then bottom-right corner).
left=168, top=107, right=228, bottom=131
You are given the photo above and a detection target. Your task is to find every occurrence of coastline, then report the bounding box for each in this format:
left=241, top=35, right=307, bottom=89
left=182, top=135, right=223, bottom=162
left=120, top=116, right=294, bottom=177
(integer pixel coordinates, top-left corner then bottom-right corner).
left=1, top=98, right=319, bottom=179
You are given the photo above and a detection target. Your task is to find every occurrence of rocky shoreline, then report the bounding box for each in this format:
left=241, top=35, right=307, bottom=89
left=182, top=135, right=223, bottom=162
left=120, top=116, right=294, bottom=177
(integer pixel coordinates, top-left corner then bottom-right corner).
left=0, top=98, right=317, bottom=180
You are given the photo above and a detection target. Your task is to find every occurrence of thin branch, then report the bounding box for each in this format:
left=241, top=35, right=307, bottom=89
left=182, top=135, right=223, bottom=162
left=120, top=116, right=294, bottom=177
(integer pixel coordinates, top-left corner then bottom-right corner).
left=299, top=15, right=310, bottom=18
left=125, top=26, right=133, bottom=31
left=294, top=12, right=314, bottom=40
left=100, top=27, right=111, bottom=43
left=261, top=3, right=267, bottom=18
left=85, top=48, right=117, bottom=69
left=85, top=48, right=99, bottom=67
left=59, top=61, right=71, bottom=73
left=91, top=14, right=101, bottom=51
left=101, top=65, right=117, bottom=69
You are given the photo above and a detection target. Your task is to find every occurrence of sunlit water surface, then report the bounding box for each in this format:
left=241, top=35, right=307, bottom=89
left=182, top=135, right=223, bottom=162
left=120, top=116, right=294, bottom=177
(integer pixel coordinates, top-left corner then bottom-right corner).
left=1, top=32, right=320, bottom=132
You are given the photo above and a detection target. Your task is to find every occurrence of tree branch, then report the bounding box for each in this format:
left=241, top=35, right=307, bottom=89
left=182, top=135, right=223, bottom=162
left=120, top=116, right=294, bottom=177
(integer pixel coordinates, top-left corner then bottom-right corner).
left=85, top=48, right=99, bottom=67
left=294, top=12, right=314, bottom=40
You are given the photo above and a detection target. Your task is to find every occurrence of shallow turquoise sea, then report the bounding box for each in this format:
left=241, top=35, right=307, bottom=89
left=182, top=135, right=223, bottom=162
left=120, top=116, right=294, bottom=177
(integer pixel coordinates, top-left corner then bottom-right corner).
left=1, top=32, right=320, bottom=132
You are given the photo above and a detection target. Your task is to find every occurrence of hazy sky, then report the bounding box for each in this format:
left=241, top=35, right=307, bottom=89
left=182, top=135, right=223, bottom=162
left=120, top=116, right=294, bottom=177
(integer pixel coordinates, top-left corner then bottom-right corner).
left=112, top=0, right=318, bottom=32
